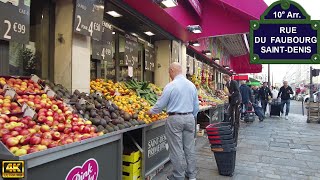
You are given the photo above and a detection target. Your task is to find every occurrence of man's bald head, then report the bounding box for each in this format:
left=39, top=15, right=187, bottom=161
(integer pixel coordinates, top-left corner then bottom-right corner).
left=169, top=62, right=182, bottom=79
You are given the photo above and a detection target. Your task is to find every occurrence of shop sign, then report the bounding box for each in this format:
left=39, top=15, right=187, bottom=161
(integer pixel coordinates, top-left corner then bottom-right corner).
left=125, top=34, right=139, bottom=67
left=145, top=125, right=169, bottom=174
left=188, top=0, right=201, bottom=17
left=171, top=40, right=180, bottom=63
left=73, top=0, right=104, bottom=40
left=92, top=21, right=113, bottom=61
left=250, top=0, right=320, bottom=64
left=65, top=158, right=99, bottom=180
left=0, top=0, right=30, bottom=44
left=145, top=43, right=155, bottom=72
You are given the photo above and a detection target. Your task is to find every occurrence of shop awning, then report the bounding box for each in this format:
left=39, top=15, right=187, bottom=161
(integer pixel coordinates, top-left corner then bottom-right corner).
left=123, top=0, right=268, bottom=42
left=249, top=77, right=260, bottom=83
left=247, top=81, right=261, bottom=86
left=230, top=54, right=262, bottom=74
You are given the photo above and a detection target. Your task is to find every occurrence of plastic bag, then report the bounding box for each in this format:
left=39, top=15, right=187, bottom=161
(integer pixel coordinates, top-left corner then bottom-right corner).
left=265, top=103, right=270, bottom=115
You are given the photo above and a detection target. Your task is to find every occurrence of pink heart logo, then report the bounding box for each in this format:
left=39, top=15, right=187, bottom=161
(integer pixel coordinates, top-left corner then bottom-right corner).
left=65, top=158, right=99, bottom=180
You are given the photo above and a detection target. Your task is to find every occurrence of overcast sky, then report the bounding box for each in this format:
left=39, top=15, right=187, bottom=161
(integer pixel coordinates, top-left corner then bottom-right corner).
left=262, top=0, right=320, bottom=84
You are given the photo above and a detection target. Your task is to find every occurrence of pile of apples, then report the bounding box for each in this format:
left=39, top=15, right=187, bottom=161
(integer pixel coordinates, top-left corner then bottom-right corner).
left=0, top=77, right=44, bottom=94
left=0, top=96, right=103, bottom=156
left=17, top=94, right=56, bottom=111
left=0, top=95, right=22, bottom=114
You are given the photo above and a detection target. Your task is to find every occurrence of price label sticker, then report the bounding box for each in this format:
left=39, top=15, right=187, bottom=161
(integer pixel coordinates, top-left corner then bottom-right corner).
left=21, top=103, right=28, bottom=112
left=23, top=106, right=36, bottom=118
left=79, top=98, right=87, bottom=105
left=30, top=74, right=40, bottom=83
left=44, top=85, right=50, bottom=92
left=2, top=84, right=10, bottom=90
left=4, top=89, right=16, bottom=99
left=47, top=90, right=56, bottom=98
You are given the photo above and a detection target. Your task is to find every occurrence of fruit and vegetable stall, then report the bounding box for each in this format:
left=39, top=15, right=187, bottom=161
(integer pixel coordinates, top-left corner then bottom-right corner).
left=0, top=75, right=226, bottom=180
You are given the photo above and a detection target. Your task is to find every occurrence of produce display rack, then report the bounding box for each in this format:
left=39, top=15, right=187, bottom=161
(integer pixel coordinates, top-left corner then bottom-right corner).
left=306, top=102, right=320, bottom=123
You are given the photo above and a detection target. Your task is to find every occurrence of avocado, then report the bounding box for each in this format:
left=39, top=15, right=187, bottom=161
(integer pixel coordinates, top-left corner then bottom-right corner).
left=123, top=113, right=131, bottom=121
left=132, top=113, right=138, bottom=120
left=138, top=120, right=145, bottom=125
left=74, top=89, right=81, bottom=96
left=112, top=104, right=119, bottom=110
left=113, top=125, right=120, bottom=131
left=103, top=129, right=109, bottom=134
left=106, top=125, right=114, bottom=132
left=132, top=120, right=139, bottom=125
left=111, top=112, right=118, bottom=119
left=90, top=110, right=97, bottom=118
left=97, top=125, right=104, bottom=132
left=108, top=106, right=115, bottom=112
left=126, top=121, right=133, bottom=127
left=100, top=119, right=107, bottom=128
left=96, top=96, right=103, bottom=103
left=102, top=110, right=110, bottom=117
left=91, top=118, right=101, bottom=126
left=122, top=122, right=130, bottom=128
left=117, top=124, right=125, bottom=130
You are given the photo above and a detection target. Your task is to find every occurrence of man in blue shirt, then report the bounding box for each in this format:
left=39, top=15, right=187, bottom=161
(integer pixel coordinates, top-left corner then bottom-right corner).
left=148, top=62, right=199, bottom=180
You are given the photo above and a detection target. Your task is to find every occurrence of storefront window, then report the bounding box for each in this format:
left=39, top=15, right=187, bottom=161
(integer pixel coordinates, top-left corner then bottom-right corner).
left=3, top=0, right=53, bottom=79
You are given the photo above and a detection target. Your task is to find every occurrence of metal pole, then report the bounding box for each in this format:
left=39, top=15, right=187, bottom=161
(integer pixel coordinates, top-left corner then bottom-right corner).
left=268, top=64, right=271, bottom=87
left=310, top=66, right=313, bottom=102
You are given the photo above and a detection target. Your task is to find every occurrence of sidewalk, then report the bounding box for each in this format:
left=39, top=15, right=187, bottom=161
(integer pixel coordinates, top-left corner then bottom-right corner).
left=154, top=114, right=320, bottom=180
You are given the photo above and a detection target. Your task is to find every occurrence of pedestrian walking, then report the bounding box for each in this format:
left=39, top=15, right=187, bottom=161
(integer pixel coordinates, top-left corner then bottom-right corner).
left=277, top=81, right=293, bottom=120
left=148, top=63, right=199, bottom=180
left=223, top=74, right=241, bottom=142
left=239, top=81, right=252, bottom=118
left=259, top=82, right=272, bottom=115
left=252, top=86, right=260, bottom=104
left=271, top=86, right=279, bottom=100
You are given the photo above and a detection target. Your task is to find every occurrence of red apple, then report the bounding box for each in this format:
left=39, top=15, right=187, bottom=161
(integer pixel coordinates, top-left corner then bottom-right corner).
left=72, top=122, right=78, bottom=126
left=30, top=135, right=41, bottom=145
left=48, top=141, right=58, bottom=148
left=9, top=147, right=19, bottom=154
left=2, top=134, right=12, bottom=144
left=0, top=114, right=9, bottom=122
left=42, top=132, right=52, bottom=139
left=0, top=118, right=5, bottom=124
left=27, top=147, right=39, bottom=154
left=51, top=104, right=59, bottom=111
left=65, top=138, right=74, bottom=144
left=57, top=123, right=65, bottom=132
left=6, top=137, right=19, bottom=147
left=58, top=115, right=65, bottom=122
left=19, top=129, right=29, bottom=136
left=10, top=131, right=19, bottom=137
left=20, top=118, right=29, bottom=125
left=28, top=128, right=37, bottom=134
left=37, top=115, right=46, bottom=123
left=44, top=120, right=53, bottom=126
left=53, top=120, right=59, bottom=126
left=57, top=109, right=63, bottom=114
left=46, top=116, right=53, bottom=122
left=0, top=128, right=10, bottom=137
left=83, top=126, right=91, bottom=133
left=20, top=145, right=30, bottom=150
left=64, top=128, right=72, bottom=134
left=35, top=104, right=42, bottom=111
left=40, top=124, right=50, bottom=133
left=9, top=116, right=19, bottom=122
left=90, top=126, right=97, bottom=133
left=40, top=139, right=52, bottom=146
left=19, top=136, right=31, bottom=145
left=51, top=132, right=61, bottom=140
left=72, top=126, right=79, bottom=132
left=65, top=110, right=72, bottom=115
left=13, top=126, right=22, bottom=132
left=28, top=121, right=36, bottom=128
left=33, top=125, right=41, bottom=132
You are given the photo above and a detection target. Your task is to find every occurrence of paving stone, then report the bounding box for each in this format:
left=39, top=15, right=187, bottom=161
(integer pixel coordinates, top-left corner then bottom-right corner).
left=270, top=142, right=289, bottom=148
left=264, top=174, right=280, bottom=179
left=308, top=145, right=320, bottom=150
left=250, top=149, right=294, bottom=159
left=294, top=154, right=320, bottom=162
left=232, top=174, right=257, bottom=180
left=273, top=138, right=292, bottom=143
left=261, top=156, right=307, bottom=168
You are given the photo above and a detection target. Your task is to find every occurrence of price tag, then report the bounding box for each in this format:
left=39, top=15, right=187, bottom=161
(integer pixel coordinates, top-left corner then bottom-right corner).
left=96, top=91, right=103, bottom=96
left=4, top=89, right=16, bottom=99
left=0, top=0, right=30, bottom=43
left=73, top=0, right=104, bottom=40
left=30, top=74, right=40, bottom=83
left=23, top=106, right=36, bottom=119
left=79, top=98, right=87, bottom=105
left=47, top=90, right=56, bottom=98
left=125, top=34, right=138, bottom=67
left=128, top=66, right=133, bottom=77
left=21, top=103, right=28, bottom=112
left=2, top=84, right=10, bottom=90
left=44, top=85, right=50, bottom=92
left=92, top=21, right=113, bottom=61
left=145, top=43, right=155, bottom=72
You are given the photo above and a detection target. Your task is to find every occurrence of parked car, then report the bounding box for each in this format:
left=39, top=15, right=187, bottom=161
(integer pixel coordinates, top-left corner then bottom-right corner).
left=304, top=92, right=319, bottom=102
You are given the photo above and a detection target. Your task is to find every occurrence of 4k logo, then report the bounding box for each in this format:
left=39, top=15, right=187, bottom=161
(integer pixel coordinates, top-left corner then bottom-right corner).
left=2, top=161, right=25, bottom=178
